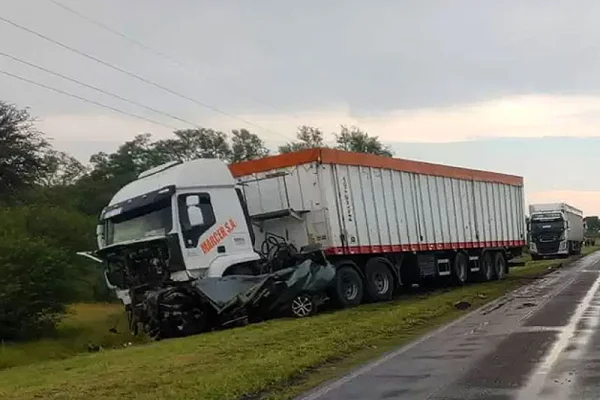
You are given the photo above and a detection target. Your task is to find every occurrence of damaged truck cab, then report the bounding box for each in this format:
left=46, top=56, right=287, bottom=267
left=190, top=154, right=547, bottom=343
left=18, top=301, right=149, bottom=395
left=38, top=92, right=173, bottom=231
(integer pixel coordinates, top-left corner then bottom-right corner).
left=95, top=159, right=260, bottom=307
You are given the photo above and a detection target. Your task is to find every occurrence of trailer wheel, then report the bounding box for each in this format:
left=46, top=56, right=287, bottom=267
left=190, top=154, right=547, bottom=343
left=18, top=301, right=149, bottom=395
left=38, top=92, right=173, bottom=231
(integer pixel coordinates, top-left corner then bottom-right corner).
left=479, top=252, right=494, bottom=282
left=290, top=293, right=315, bottom=318
left=365, top=258, right=395, bottom=301
left=452, top=252, right=469, bottom=285
left=333, top=265, right=364, bottom=308
left=493, top=252, right=507, bottom=280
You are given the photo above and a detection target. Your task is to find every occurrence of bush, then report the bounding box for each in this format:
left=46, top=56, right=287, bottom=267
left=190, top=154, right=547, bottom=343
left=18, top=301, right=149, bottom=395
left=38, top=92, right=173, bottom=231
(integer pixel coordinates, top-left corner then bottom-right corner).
left=0, top=236, right=73, bottom=340
left=0, top=205, right=110, bottom=301
left=0, top=205, right=113, bottom=340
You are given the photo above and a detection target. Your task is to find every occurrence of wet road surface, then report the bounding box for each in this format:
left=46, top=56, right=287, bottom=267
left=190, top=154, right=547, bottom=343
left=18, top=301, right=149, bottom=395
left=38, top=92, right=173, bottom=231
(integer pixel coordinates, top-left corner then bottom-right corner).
left=297, top=251, right=600, bottom=400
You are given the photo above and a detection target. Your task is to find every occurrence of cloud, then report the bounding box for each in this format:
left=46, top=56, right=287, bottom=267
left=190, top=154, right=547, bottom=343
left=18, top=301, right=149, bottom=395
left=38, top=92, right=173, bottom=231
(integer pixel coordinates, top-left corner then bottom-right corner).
left=527, top=190, right=600, bottom=216
left=38, top=113, right=173, bottom=142
left=227, top=94, right=600, bottom=143
left=42, top=93, right=600, bottom=162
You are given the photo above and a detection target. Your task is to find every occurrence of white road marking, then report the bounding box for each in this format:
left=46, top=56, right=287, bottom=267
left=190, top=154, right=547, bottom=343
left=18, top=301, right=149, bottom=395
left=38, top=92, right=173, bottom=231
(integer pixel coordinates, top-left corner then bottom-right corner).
left=517, top=269, right=600, bottom=399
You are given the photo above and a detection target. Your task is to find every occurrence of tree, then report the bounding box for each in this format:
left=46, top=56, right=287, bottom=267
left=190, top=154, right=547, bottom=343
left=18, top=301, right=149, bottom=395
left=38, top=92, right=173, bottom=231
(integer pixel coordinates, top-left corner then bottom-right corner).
left=0, top=204, right=97, bottom=340
left=89, top=133, right=161, bottom=181
left=153, top=128, right=232, bottom=162
left=231, top=129, right=269, bottom=162
left=585, top=216, right=600, bottom=235
left=335, top=125, right=393, bottom=157
left=40, top=150, right=88, bottom=187
left=0, top=235, right=73, bottom=340
left=279, top=125, right=326, bottom=153
left=0, top=102, right=49, bottom=202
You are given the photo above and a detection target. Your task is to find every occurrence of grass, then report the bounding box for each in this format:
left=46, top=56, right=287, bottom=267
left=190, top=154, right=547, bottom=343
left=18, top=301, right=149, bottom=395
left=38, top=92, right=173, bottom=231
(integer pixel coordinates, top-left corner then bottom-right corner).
left=0, top=246, right=598, bottom=400
left=0, top=303, right=147, bottom=371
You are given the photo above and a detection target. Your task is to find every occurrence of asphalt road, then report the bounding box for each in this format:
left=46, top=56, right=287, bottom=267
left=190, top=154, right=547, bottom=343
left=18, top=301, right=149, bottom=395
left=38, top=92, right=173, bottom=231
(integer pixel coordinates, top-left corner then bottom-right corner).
left=297, top=251, right=600, bottom=400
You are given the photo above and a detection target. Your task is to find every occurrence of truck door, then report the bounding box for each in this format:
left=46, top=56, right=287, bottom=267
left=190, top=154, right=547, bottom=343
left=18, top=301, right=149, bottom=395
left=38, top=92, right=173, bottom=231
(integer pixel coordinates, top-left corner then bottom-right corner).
left=177, top=188, right=258, bottom=277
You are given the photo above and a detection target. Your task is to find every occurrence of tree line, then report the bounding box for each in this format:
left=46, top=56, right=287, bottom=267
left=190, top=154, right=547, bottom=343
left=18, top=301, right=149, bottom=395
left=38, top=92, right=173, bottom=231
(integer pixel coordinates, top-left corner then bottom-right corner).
left=0, top=100, right=392, bottom=340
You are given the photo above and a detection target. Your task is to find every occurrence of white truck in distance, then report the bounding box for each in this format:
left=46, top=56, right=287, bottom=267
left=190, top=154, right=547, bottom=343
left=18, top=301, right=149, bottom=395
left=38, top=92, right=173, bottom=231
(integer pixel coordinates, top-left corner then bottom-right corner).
left=92, top=148, right=526, bottom=335
left=528, top=203, right=584, bottom=259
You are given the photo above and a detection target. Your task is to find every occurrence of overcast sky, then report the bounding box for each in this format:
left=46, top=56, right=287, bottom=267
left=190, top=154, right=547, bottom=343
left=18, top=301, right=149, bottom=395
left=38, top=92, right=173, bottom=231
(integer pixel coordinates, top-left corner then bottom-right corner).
left=2, top=0, right=600, bottom=214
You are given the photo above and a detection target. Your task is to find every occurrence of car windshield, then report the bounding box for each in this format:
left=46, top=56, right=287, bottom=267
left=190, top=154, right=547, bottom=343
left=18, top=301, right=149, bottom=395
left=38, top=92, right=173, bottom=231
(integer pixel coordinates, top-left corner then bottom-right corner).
left=106, top=204, right=172, bottom=245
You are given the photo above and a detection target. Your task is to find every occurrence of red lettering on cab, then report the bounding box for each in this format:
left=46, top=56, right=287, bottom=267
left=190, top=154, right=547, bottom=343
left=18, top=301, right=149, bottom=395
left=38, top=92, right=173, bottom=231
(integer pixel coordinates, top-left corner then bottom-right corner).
left=199, top=218, right=238, bottom=254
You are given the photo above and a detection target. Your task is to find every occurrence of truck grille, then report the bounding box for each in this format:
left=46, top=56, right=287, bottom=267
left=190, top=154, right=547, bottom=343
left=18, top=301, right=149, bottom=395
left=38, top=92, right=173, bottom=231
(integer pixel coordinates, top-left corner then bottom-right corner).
left=536, top=241, right=560, bottom=254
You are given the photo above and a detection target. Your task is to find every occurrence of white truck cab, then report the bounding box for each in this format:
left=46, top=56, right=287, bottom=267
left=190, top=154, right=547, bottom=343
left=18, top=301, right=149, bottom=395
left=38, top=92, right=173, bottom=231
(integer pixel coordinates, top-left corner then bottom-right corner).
left=528, top=203, right=584, bottom=259
left=96, top=159, right=260, bottom=304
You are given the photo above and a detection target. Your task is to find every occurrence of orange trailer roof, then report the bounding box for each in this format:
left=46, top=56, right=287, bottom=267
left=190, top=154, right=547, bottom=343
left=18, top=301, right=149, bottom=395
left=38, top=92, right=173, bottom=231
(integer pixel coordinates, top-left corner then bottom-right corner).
left=229, top=148, right=523, bottom=186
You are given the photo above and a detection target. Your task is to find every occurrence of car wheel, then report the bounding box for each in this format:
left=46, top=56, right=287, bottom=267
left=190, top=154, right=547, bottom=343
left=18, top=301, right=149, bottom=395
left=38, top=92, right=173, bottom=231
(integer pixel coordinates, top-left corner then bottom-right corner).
left=290, top=294, right=315, bottom=318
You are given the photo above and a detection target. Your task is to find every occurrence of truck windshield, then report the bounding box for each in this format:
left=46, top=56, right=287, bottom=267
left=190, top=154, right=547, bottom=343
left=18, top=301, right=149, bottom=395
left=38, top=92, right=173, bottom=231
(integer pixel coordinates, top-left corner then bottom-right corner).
left=530, top=215, right=564, bottom=234
left=106, top=203, right=172, bottom=245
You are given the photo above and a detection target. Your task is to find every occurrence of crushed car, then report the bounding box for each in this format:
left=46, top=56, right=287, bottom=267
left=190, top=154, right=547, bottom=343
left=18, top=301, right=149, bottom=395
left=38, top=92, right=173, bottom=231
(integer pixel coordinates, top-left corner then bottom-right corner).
left=86, top=242, right=337, bottom=340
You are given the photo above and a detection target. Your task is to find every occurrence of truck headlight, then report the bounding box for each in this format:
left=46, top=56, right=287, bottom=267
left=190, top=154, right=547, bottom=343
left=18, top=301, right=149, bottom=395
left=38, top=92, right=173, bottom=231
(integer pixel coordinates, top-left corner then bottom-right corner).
left=530, top=243, right=537, bottom=252
left=559, top=241, right=567, bottom=251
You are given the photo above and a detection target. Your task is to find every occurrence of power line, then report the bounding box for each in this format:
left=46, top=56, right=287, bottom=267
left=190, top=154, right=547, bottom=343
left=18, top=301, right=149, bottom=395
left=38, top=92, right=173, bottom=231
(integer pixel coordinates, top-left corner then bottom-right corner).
left=0, top=51, right=199, bottom=128
left=46, top=0, right=307, bottom=130
left=47, top=0, right=180, bottom=68
left=0, top=15, right=290, bottom=141
left=0, top=69, right=177, bottom=129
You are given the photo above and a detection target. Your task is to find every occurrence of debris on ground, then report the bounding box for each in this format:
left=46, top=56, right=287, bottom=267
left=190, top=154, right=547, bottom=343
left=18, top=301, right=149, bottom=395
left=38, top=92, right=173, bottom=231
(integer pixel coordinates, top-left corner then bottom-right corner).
left=454, top=301, right=471, bottom=310
left=517, top=302, right=536, bottom=309
left=87, top=343, right=101, bottom=353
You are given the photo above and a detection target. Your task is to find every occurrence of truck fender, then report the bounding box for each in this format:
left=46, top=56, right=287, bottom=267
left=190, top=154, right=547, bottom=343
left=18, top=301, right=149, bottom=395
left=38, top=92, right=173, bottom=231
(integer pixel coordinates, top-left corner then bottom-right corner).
left=333, top=259, right=364, bottom=279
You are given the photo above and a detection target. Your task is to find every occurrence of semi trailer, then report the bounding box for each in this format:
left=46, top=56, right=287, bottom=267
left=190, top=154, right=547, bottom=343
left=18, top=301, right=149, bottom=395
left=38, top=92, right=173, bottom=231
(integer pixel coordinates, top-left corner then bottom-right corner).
left=528, top=203, right=584, bottom=259
left=85, top=148, right=526, bottom=336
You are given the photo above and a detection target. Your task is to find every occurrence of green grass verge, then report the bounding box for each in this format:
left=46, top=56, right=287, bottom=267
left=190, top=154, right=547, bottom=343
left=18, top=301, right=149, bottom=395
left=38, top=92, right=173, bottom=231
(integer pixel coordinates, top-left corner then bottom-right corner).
left=0, top=247, right=598, bottom=400
left=0, top=304, right=147, bottom=371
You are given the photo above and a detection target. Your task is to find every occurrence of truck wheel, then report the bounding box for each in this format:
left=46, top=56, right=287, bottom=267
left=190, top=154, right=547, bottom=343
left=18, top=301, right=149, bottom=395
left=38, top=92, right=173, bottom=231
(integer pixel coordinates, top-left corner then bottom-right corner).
left=531, top=254, right=542, bottom=261
left=494, top=252, right=507, bottom=280
left=290, top=293, right=315, bottom=318
left=365, top=259, right=395, bottom=302
left=479, top=252, right=494, bottom=282
left=333, top=265, right=364, bottom=308
left=452, top=252, right=469, bottom=285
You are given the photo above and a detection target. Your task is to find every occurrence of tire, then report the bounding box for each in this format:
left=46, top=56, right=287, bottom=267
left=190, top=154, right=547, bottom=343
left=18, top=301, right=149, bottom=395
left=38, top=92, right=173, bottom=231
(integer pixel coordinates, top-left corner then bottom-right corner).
left=452, top=252, right=469, bottom=285
left=333, top=265, right=364, bottom=308
left=493, top=252, right=507, bottom=280
left=365, top=258, right=395, bottom=302
left=290, top=293, right=315, bottom=318
left=479, top=252, right=494, bottom=282
left=531, top=254, right=542, bottom=261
